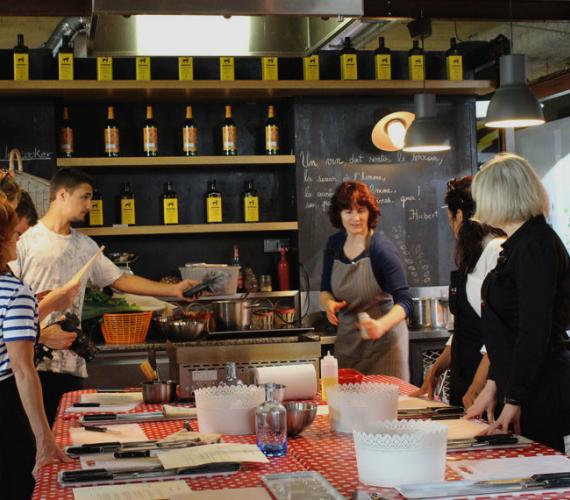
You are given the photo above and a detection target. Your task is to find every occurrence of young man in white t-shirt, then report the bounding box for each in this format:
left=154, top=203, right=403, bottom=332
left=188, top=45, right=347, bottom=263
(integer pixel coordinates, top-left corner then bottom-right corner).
left=10, top=169, right=197, bottom=425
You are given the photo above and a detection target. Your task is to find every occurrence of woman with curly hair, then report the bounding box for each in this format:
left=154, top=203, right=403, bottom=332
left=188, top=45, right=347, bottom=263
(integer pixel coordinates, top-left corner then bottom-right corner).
left=0, top=194, right=70, bottom=498
left=320, top=181, right=412, bottom=378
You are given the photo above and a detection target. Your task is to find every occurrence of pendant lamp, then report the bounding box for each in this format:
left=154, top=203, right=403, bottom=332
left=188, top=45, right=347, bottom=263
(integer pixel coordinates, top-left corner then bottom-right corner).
left=372, top=111, right=415, bottom=151
left=485, top=54, right=544, bottom=128
left=403, top=93, right=450, bottom=153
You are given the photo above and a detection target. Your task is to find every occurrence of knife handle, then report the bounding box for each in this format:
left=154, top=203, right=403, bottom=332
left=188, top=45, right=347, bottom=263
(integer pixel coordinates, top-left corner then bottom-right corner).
left=73, top=402, right=101, bottom=408
left=114, top=450, right=151, bottom=458
left=532, top=472, right=570, bottom=487
left=83, top=413, right=117, bottom=421
left=61, top=469, right=113, bottom=483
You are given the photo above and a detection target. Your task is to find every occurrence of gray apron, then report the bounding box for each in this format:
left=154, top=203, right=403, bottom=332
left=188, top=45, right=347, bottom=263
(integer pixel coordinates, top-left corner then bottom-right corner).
left=331, top=250, right=409, bottom=380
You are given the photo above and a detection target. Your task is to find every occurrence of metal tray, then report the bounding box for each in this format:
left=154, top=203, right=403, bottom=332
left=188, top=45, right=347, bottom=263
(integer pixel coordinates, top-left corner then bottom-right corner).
left=262, top=471, right=344, bottom=500
left=207, top=326, right=314, bottom=337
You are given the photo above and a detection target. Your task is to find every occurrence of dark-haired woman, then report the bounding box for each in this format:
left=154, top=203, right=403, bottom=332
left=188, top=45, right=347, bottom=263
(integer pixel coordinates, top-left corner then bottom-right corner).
left=320, top=181, right=412, bottom=378
left=411, top=177, right=505, bottom=407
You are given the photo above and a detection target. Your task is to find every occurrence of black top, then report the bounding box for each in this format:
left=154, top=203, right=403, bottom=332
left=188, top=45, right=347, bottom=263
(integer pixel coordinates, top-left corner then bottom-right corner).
left=482, top=216, right=570, bottom=403
left=320, top=230, right=413, bottom=317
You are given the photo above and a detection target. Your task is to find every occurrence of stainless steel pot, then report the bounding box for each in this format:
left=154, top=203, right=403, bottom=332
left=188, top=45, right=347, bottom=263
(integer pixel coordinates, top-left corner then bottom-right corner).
left=211, top=299, right=258, bottom=331
left=142, top=381, right=172, bottom=404
left=408, top=298, right=432, bottom=329
left=430, top=298, right=449, bottom=329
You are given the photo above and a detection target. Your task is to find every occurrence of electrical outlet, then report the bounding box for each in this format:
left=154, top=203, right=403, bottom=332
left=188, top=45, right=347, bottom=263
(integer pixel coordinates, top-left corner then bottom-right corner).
left=263, top=238, right=290, bottom=253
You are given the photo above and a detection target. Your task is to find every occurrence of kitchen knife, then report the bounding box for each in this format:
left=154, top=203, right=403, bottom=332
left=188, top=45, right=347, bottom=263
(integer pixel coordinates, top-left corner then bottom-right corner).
left=66, top=437, right=203, bottom=457
left=59, top=462, right=241, bottom=485
left=396, top=472, right=570, bottom=498
left=399, top=406, right=464, bottom=416
left=80, top=411, right=192, bottom=425
left=448, top=433, right=519, bottom=449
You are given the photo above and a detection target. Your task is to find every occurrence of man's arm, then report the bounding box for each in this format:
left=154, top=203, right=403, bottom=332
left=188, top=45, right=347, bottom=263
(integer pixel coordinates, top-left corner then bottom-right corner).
left=112, top=274, right=197, bottom=300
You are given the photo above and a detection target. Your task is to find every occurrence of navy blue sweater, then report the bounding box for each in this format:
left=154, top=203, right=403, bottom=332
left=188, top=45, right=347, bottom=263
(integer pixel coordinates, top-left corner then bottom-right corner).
left=320, top=231, right=413, bottom=318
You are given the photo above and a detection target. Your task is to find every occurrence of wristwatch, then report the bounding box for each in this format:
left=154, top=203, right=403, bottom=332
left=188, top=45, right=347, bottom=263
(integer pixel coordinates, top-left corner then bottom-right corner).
left=504, top=397, right=521, bottom=406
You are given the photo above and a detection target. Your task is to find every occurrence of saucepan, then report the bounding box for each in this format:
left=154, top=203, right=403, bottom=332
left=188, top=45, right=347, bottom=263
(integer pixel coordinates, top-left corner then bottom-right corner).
left=211, top=299, right=259, bottom=331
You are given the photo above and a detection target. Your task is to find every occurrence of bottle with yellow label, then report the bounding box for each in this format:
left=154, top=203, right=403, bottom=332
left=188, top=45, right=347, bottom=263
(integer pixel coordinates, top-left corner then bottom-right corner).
left=222, top=105, right=237, bottom=156
left=59, top=107, right=74, bottom=158
left=104, top=106, right=120, bottom=157
left=120, top=182, right=136, bottom=225
left=97, top=56, right=113, bottom=81
left=219, top=57, right=235, bottom=81
left=143, top=105, right=158, bottom=157
left=303, top=55, right=320, bottom=81
left=178, top=56, right=194, bottom=80
left=374, top=37, right=392, bottom=80
left=339, top=37, right=358, bottom=80
left=13, top=34, right=29, bottom=81
left=265, top=105, right=279, bottom=155
left=162, top=182, right=179, bottom=225
left=89, top=189, right=104, bottom=226
left=136, top=56, right=151, bottom=80
left=408, top=40, right=425, bottom=81
left=243, top=180, right=259, bottom=223
left=206, top=180, right=223, bottom=223
left=445, top=37, right=463, bottom=81
left=182, top=105, right=198, bottom=156
left=58, top=35, right=74, bottom=80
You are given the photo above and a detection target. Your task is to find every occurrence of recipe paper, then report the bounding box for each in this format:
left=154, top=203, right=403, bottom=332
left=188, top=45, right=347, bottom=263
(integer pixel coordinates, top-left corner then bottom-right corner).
left=158, top=443, right=269, bottom=470
left=397, top=395, right=449, bottom=410
left=70, top=424, right=148, bottom=445
left=441, top=419, right=489, bottom=440
left=80, top=454, right=161, bottom=472
left=80, top=392, right=143, bottom=405
left=449, top=455, right=570, bottom=480
left=73, top=480, right=190, bottom=500
left=170, top=487, right=272, bottom=500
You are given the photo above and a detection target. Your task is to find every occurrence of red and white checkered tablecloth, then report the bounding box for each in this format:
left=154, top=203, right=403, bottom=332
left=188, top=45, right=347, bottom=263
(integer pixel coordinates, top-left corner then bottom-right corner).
left=33, top=375, right=570, bottom=500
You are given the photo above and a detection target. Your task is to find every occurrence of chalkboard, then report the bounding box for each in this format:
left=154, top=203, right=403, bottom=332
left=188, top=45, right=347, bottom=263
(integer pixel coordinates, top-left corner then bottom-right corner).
left=293, top=96, right=476, bottom=289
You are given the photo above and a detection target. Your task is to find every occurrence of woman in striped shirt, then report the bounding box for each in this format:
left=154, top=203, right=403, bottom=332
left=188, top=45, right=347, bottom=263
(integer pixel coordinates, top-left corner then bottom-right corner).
left=0, top=195, right=70, bottom=498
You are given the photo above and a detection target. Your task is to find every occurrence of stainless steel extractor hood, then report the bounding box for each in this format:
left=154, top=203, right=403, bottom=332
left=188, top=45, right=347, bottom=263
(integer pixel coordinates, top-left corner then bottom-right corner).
left=84, top=0, right=376, bottom=57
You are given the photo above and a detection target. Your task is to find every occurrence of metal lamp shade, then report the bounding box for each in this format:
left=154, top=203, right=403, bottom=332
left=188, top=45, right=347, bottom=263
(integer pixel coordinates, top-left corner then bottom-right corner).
left=403, top=94, right=450, bottom=153
left=485, top=54, right=544, bottom=128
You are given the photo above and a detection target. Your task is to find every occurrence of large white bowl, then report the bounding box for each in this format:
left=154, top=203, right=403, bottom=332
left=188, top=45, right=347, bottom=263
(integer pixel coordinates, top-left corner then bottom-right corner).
left=195, top=384, right=264, bottom=435
left=353, top=420, right=448, bottom=487
left=327, top=382, right=398, bottom=433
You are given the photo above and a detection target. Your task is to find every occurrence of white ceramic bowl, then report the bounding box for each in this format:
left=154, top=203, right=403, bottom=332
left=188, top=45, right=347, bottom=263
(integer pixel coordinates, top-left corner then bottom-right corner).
left=353, top=419, right=448, bottom=487
left=327, top=382, right=398, bottom=433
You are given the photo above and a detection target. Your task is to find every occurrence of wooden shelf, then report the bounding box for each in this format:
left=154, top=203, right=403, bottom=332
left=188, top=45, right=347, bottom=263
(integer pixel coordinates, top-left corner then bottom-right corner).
left=78, top=221, right=298, bottom=236
left=57, top=155, right=296, bottom=168
left=0, top=80, right=495, bottom=99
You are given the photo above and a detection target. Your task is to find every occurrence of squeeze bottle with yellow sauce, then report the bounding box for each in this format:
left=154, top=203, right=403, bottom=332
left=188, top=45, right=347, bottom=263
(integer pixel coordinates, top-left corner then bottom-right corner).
left=320, top=351, right=338, bottom=402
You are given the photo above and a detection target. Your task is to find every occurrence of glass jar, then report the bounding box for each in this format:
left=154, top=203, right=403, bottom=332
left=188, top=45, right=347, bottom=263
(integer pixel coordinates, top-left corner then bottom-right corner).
left=255, top=383, right=287, bottom=457
left=221, top=361, right=244, bottom=386
left=260, top=274, right=272, bottom=292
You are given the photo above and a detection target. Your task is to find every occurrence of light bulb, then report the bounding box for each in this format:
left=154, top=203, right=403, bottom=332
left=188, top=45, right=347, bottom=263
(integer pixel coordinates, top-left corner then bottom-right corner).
left=386, top=119, right=407, bottom=150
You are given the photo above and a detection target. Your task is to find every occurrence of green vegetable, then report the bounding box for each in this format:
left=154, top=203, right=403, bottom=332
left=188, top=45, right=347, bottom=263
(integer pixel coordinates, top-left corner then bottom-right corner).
left=82, top=287, right=141, bottom=321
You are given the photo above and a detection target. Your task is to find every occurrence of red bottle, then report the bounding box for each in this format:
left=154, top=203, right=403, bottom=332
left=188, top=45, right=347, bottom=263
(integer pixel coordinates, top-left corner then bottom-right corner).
left=277, top=246, right=290, bottom=291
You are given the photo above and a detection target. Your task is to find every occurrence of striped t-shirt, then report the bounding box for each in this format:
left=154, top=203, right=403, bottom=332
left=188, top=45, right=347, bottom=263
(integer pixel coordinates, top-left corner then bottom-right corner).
left=0, top=273, right=38, bottom=382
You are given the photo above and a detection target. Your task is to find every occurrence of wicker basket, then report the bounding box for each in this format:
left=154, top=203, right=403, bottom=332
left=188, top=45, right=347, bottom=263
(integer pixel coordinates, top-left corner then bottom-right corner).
left=101, top=311, right=152, bottom=344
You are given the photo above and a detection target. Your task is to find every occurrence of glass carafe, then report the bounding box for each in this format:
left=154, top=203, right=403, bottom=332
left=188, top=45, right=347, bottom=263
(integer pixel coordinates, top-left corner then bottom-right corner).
left=256, top=383, right=287, bottom=457
left=221, top=361, right=244, bottom=386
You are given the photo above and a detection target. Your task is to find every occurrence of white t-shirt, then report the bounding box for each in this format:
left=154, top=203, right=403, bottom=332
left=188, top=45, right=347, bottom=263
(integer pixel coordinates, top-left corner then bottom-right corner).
left=446, top=237, right=505, bottom=349
left=9, top=221, right=123, bottom=377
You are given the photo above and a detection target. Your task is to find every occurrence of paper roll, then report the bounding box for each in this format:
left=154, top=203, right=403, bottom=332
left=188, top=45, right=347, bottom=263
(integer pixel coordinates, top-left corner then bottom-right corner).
left=254, top=364, right=317, bottom=400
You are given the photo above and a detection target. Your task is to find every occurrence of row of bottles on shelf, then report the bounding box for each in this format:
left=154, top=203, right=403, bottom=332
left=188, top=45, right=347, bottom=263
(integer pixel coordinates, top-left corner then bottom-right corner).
left=231, top=244, right=290, bottom=293
left=59, top=105, right=280, bottom=158
left=89, top=179, right=261, bottom=226
left=11, top=33, right=463, bottom=82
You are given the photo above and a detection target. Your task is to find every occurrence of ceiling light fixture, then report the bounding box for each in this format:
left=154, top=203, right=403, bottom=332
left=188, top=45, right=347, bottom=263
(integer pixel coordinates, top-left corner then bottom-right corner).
left=484, top=54, right=545, bottom=128
left=372, top=111, right=415, bottom=151
left=403, top=94, right=450, bottom=153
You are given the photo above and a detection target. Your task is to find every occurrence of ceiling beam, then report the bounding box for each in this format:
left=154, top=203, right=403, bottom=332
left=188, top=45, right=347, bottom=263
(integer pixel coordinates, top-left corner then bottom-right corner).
left=532, top=70, right=570, bottom=101
left=363, top=0, right=570, bottom=21
left=0, top=1, right=91, bottom=16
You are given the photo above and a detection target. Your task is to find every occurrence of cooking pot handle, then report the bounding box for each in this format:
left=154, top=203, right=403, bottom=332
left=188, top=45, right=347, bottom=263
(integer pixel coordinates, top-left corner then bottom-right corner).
left=244, top=302, right=261, bottom=309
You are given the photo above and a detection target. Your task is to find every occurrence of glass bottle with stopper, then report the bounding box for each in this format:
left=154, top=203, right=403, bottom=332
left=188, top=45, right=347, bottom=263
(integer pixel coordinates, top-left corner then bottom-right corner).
left=256, top=382, right=287, bottom=457
left=221, top=362, right=244, bottom=386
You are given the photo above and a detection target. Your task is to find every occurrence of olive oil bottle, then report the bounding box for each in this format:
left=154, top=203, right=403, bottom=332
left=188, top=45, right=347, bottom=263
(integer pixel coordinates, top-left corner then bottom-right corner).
left=120, top=182, right=136, bottom=225
left=374, top=37, right=392, bottom=80
left=58, top=34, right=74, bottom=80
left=339, top=37, right=358, bottom=80
left=162, top=182, right=179, bottom=225
left=222, top=105, right=237, bottom=156
left=13, top=34, right=29, bottom=81
left=243, top=180, right=259, bottom=223
left=143, top=105, right=158, bottom=156
left=445, top=37, right=463, bottom=81
left=182, top=105, right=198, bottom=156
left=59, top=106, right=74, bottom=158
left=104, top=105, right=120, bottom=157
left=265, top=105, right=279, bottom=155
left=408, top=40, right=425, bottom=81
left=89, top=189, right=104, bottom=226
left=205, top=180, right=223, bottom=223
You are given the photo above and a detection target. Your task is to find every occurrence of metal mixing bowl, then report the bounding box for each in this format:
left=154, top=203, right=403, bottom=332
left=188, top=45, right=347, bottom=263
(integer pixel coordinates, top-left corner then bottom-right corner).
left=169, top=318, right=205, bottom=340
left=285, top=402, right=317, bottom=436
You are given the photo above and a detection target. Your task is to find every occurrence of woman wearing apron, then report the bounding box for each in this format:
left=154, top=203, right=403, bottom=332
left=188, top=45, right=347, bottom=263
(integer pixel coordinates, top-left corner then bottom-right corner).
left=412, top=177, right=505, bottom=407
left=466, top=154, right=570, bottom=453
left=320, top=181, right=412, bottom=379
